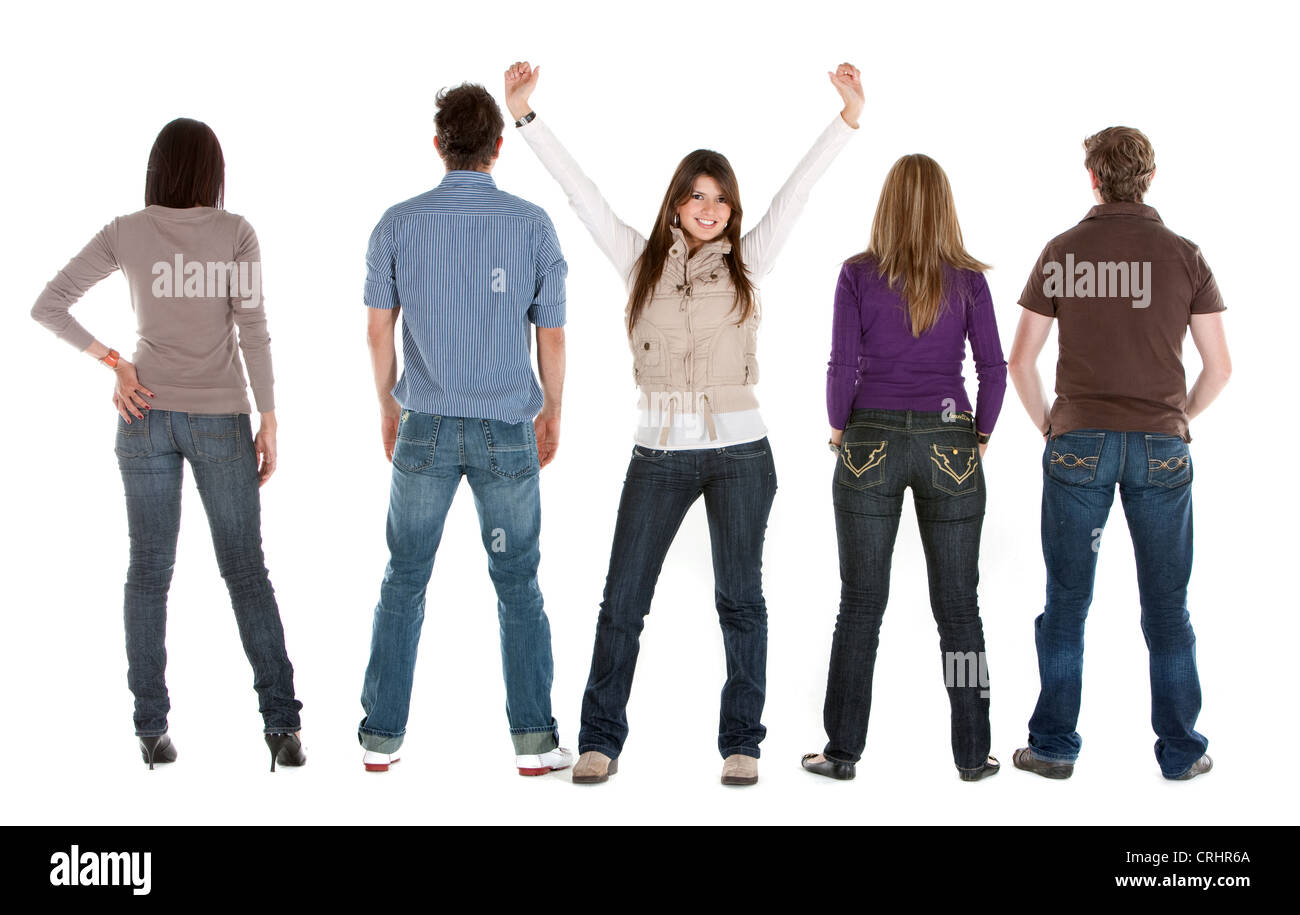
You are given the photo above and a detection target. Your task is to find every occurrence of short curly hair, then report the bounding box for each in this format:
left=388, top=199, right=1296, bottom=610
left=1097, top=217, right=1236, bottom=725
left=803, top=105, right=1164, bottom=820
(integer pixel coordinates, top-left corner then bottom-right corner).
left=434, top=83, right=504, bottom=172
left=1083, top=127, right=1156, bottom=204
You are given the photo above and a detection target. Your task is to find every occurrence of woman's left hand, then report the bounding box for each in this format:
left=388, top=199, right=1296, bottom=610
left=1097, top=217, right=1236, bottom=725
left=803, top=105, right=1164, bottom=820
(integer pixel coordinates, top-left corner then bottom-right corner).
left=979, top=441, right=988, bottom=458
left=829, top=62, right=864, bottom=128
left=255, top=412, right=277, bottom=486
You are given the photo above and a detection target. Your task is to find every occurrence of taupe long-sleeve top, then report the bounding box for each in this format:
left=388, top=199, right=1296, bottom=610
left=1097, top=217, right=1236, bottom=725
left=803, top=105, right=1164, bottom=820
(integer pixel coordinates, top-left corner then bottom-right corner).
left=31, top=205, right=274, bottom=413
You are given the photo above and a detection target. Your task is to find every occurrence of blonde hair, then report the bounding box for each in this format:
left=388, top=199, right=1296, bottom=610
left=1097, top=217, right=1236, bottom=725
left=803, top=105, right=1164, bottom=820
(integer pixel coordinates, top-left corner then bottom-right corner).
left=852, top=154, right=988, bottom=337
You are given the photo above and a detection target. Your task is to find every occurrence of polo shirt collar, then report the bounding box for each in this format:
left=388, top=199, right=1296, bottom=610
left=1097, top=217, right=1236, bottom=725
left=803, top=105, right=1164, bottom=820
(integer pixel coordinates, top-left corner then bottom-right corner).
left=439, top=170, right=496, bottom=188
left=1083, top=201, right=1162, bottom=223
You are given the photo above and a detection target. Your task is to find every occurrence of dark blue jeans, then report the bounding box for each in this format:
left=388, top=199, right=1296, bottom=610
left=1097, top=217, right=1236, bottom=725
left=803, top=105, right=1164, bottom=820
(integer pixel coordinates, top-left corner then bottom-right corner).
left=115, top=410, right=301, bottom=737
left=579, top=437, right=777, bottom=760
left=1027, top=429, right=1207, bottom=777
left=822, top=409, right=991, bottom=770
left=358, top=412, right=558, bottom=756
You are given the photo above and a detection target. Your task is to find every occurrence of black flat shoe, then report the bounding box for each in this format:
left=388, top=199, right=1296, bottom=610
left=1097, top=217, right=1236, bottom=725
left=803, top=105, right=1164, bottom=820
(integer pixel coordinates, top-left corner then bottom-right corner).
left=265, top=732, right=306, bottom=772
left=801, top=752, right=855, bottom=780
left=958, top=755, right=1001, bottom=781
left=139, top=734, right=177, bottom=770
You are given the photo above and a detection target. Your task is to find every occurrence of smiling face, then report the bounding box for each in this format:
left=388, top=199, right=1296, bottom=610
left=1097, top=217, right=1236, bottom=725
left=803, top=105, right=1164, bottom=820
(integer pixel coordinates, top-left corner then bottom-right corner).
left=675, top=175, right=732, bottom=248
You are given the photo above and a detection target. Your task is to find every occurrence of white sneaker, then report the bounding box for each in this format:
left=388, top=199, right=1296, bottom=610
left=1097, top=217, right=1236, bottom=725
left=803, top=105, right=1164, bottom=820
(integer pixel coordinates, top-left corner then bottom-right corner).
left=363, top=750, right=400, bottom=772
left=516, top=746, right=573, bottom=776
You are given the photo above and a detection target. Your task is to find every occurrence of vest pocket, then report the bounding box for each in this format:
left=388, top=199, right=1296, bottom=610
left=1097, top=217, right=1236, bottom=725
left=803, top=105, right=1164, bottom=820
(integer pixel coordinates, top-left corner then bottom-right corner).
left=631, top=325, right=671, bottom=384
left=706, top=320, right=750, bottom=385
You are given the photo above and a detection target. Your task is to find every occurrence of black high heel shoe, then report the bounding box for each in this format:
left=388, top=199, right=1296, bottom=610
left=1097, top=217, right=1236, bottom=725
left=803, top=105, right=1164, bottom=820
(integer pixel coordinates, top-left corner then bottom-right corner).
left=139, top=734, right=177, bottom=770
left=265, top=732, right=306, bottom=772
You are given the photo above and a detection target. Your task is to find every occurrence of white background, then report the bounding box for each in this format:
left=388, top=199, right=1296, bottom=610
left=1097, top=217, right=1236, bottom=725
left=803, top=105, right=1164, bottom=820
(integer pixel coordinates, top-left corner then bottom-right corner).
left=3, top=0, right=1295, bottom=825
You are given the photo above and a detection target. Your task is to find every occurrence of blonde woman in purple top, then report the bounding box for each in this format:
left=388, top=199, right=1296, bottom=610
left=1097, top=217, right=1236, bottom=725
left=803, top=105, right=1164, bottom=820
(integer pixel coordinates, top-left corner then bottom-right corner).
left=802, top=154, right=1007, bottom=782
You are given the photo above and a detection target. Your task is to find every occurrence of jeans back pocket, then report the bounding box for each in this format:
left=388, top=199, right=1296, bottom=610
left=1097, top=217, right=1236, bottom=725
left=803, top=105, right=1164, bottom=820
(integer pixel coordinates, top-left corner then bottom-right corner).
left=1145, top=435, right=1192, bottom=488
left=482, top=419, right=538, bottom=479
left=1046, top=431, right=1105, bottom=485
left=929, top=443, right=980, bottom=496
left=190, top=414, right=244, bottom=463
left=114, top=413, right=153, bottom=458
left=392, top=411, right=440, bottom=473
left=838, top=438, right=888, bottom=490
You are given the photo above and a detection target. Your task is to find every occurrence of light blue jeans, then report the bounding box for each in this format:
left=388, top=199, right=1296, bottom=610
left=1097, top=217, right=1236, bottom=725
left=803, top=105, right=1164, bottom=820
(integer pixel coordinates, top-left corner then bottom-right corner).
left=358, top=411, right=559, bottom=755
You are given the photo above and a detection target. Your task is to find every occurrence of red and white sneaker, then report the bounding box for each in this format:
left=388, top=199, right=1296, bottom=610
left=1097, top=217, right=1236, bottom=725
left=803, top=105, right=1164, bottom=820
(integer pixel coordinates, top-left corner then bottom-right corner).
left=516, top=747, right=573, bottom=776
left=363, top=750, right=400, bottom=772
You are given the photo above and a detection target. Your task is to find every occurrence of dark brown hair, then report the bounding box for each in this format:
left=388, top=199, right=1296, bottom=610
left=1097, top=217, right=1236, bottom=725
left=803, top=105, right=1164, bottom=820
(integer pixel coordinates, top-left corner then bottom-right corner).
left=627, top=150, right=755, bottom=333
left=850, top=154, right=988, bottom=337
left=145, top=118, right=225, bottom=208
left=435, top=83, right=504, bottom=171
left=1083, top=126, right=1156, bottom=204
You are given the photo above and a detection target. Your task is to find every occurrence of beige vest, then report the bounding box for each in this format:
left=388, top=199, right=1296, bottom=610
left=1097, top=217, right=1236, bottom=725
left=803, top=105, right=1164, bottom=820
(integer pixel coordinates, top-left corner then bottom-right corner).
left=628, top=227, right=760, bottom=445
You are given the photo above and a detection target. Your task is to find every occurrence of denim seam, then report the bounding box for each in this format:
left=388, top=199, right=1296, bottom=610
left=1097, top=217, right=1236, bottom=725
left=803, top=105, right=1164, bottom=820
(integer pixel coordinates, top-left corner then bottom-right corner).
left=509, top=725, right=558, bottom=734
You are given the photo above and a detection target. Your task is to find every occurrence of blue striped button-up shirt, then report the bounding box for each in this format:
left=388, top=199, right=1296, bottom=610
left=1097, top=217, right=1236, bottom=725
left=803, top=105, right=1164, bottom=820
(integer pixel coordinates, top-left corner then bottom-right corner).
left=364, top=170, right=567, bottom=424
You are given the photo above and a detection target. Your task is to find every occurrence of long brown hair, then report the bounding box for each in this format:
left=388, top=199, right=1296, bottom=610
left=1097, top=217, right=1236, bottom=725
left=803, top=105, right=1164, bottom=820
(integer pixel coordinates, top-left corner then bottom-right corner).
left=626, top=150, right=756, bottom=333
left=145, top=118, right=225, bottom=208
left=851, top=154, right=987, bottom=337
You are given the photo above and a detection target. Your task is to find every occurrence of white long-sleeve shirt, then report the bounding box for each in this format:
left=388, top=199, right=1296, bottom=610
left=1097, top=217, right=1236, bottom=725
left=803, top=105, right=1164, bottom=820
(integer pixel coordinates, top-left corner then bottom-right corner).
left=519, top=113, right=856, bottom=448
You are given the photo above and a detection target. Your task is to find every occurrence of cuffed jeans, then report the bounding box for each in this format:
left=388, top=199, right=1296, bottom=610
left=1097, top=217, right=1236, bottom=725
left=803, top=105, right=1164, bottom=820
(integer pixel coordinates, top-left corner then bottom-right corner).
left=358, top=411, right=558, bottom=756
left=1027, top=429, right=1207, bottom=778
left=115, top=410, right=302, bottom=736
left=821, top=409, right=991, bottom=770
left=578, top=437, right=777, bottom=760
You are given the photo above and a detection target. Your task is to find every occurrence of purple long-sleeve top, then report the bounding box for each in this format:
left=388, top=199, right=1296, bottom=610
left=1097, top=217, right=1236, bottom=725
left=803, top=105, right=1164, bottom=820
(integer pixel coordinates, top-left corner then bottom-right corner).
left=827, top=257, right=1007, bottom=435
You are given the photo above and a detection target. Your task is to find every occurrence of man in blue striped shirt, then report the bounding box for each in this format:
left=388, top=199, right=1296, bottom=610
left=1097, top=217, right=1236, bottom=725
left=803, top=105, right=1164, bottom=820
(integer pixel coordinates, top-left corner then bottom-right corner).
left=358, top=83, right=570, bottom=777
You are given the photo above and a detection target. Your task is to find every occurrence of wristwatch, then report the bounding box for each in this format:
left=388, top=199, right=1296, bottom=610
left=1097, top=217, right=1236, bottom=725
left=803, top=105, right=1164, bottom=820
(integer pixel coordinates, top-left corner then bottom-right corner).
left=828, top=439, right=841, bottom=455
left=977, top=432, right=991, bottom=445
left=514, top=111, right=536, bottom=128
left=100, top=348, right=120, bottom=369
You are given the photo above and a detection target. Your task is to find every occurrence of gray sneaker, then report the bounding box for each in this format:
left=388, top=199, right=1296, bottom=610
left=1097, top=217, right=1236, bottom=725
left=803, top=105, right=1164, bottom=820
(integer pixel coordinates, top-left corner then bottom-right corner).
left=1168, top=754, right=1213, bottom=781
left=1012, top=747, right=1074, bottom=779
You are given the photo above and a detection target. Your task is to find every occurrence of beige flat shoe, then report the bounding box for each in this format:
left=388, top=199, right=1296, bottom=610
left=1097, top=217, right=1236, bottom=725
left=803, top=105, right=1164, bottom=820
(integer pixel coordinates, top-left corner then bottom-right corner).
left=721, top=754, right=758, bottom=786
left=572, top=750, right=617, bottom=784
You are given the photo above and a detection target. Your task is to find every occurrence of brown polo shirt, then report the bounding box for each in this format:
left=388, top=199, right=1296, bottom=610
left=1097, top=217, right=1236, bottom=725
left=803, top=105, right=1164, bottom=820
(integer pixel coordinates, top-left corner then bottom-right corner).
left=1019, top=202, right=1225, bottom=441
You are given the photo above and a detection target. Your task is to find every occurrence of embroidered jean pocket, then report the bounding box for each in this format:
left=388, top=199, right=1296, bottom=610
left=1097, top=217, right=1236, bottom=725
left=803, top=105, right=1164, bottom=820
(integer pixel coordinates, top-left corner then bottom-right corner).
left=482, top=419, right=538, bottom=479
left=392, top=411, right=440, bottom=473
left=1145, top=435, right=1192, bottom=488
left=114, top=413, right=153, bottom=458
left=191, top=414, right=244, bottom=463
left=838, top=439, right=888, bottom=490
left=929, top=444, right=980, bottom=496
left=1046, top=431, right=1104, bottom=485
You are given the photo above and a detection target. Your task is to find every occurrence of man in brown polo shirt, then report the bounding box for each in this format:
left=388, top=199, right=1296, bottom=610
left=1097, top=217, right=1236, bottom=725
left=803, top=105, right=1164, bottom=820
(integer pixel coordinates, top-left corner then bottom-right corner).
left=1006, top=126, right=1232, bottom=780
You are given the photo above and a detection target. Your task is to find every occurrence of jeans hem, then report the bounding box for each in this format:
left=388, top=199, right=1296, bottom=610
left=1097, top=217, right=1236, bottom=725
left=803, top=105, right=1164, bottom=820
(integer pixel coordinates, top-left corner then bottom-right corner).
left=358, top=727, right=405, bottom=754
left=577, top=743, right=620, bottom=760
left=134, top=727, right=168, bottom=738
left=720, top=746, right=761, bottom=760
left=511, top=730, right=559, bottom=756
left=1025, top=744, right=1077, bottom=764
